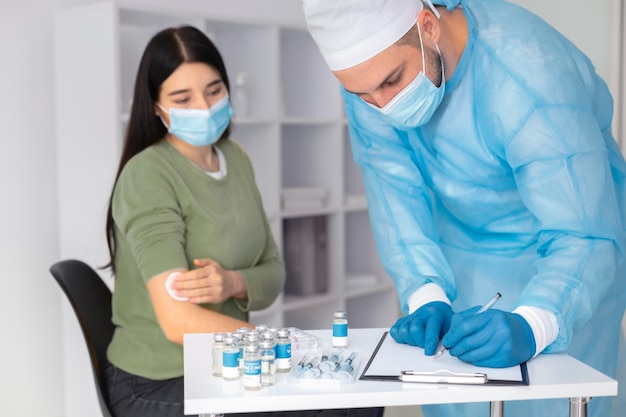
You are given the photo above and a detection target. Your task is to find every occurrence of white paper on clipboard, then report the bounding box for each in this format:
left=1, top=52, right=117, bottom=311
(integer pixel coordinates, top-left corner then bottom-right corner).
left=360, top=332, right=528, bottom=385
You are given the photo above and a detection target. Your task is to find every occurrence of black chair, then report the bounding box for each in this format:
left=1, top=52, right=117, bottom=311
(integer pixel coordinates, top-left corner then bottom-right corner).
left=50, top=259, right=115, bottom=417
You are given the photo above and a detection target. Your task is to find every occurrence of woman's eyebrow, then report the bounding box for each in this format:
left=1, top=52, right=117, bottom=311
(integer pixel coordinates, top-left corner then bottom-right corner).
left=206, top=79, right=223, bottom=88
left=167, top=88, right=190, bottom=96
left=166, top=79, right=223, bottom=96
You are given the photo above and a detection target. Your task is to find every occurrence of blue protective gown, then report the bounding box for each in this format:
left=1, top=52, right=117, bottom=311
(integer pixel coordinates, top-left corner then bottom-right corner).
left=342, top=0, right=626, bottom=416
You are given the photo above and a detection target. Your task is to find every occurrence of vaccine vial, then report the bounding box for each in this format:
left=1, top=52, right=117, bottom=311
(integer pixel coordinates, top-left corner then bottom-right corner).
left=245, top=330, right=260, bottom=346
left=222, top=334, right=240, bottom=381
left=236, top=327, right=251, bottom=334
left=276, top=328, right=292, bottom=373
left=261, top=330, right=276, bottom=342
left=262, top=328, right=278, bottom=358
left=243, top=343, right=262, bottom=391
left=233, top=332, right=245, bottom=375
left=333, top=311, right=348, bottom=348
left=260, top=339, right=276, bottom=386
left=211, top=332, right=225, bottom=377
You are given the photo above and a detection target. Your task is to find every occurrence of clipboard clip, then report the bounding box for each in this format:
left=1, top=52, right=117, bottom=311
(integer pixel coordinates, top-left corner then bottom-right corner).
left=400, top=369, right=488, bottom=385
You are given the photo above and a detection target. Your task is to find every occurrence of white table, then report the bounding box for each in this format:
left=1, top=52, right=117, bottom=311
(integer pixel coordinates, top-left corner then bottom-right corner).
left=184, top=328, right=617, bottom=417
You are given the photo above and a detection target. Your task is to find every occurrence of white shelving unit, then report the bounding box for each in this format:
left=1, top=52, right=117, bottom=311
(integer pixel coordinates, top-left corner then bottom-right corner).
left=55, top=0, right=399, bottom=335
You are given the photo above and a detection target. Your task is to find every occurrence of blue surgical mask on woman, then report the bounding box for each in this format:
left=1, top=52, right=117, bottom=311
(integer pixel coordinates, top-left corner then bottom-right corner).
left=371, top=22, right=445, bottom=129
left=157, top=94, right=233, bottom=147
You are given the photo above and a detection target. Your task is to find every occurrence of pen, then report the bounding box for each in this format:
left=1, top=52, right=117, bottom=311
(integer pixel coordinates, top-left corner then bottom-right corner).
left=433, top=292, right=502, bottom=360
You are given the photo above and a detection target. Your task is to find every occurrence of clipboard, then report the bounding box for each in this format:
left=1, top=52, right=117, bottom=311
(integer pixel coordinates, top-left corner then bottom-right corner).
left=360, top=332, right=529, bottom=386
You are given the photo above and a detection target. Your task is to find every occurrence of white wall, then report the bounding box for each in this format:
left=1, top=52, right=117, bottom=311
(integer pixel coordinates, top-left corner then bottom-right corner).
left=0, top=0, right=96, bottom=416
left=0, top=1, right=621, bottom=417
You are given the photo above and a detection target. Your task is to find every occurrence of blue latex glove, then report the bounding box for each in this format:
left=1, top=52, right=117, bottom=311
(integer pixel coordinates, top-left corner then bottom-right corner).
left=442, top=308, right=536, bottom=368
left=431, top=0, right=462, bottom=11
left=390, top=301, right=453, bottom=355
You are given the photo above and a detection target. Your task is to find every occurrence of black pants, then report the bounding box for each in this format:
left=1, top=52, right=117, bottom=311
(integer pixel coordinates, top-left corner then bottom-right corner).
left=105, top=364, right=384, bottom=417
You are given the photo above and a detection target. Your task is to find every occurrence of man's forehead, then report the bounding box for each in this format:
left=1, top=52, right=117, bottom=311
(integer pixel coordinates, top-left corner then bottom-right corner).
left=333, top=44, right=411, bottom=94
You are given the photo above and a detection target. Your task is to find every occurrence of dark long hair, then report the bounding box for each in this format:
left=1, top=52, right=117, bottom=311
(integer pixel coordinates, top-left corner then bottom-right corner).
left=105, top=25, right=231, bottom=272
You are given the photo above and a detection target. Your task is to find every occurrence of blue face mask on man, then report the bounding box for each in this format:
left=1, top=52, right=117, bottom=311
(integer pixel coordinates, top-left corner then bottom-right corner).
left=158, top=94, right=233, bottom=147
left=371, top=22, right=445, bottom=129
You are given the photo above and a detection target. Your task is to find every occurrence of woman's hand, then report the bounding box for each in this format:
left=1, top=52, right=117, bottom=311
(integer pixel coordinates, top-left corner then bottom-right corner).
left=169, top=258, right=247, bottom=304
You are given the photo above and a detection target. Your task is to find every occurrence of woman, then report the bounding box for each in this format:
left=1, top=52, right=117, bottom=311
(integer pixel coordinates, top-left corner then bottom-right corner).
left=104, top=25, right=381, bottom=417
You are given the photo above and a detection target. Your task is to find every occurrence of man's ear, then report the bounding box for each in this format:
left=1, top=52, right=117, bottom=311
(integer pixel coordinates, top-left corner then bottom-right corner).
left=418, top=9, right=441, bottom=46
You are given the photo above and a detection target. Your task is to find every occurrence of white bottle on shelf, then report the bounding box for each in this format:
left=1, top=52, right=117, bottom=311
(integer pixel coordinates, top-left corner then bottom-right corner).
left=233, top=72, right=249, bottom=118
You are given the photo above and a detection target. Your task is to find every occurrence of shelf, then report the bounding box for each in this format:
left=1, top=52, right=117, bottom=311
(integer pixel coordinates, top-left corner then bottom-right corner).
left=250, top=297, right=285, bottom=328
left=282, top=292, right=341, bottom=312
left=283, top=299, right=345, bottom=330
left=281, top=124, right=342, bottom=209
left=344, top=129, right=366, bottom=197
left=344, top=194, right=368, bottom=211
left=345, top=211, right=387, bottom=277
left=281, top=207, right=337, bottom=218
left=345, top=280, right=395, bottom=299
left=346, top=291, right=400, bottom=328
left=281, top=117, right=340, bottom=125
left=230, top=123, right=280, bottom=214
left=231, top=117, right=277, bottom=125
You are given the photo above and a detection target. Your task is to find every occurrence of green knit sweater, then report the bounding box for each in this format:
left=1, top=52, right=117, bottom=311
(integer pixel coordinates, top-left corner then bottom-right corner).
left=107, top=138, right=285, bottom=379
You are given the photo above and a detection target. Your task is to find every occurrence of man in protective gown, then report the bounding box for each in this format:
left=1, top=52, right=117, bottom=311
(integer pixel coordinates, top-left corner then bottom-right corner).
left=302, top=0, right=626, bottom=416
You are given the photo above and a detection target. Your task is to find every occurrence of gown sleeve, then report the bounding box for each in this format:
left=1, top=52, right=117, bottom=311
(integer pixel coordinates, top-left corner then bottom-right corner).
left=503, top=99, right=625, bottom=351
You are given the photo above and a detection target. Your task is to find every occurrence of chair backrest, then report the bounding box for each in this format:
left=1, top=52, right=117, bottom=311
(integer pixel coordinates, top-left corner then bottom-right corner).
left=50, top=259, right=115, bottom=417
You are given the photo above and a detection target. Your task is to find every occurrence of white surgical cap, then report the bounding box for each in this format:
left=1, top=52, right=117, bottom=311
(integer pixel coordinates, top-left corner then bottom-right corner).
left=302, top=0, right=424, bottom=71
